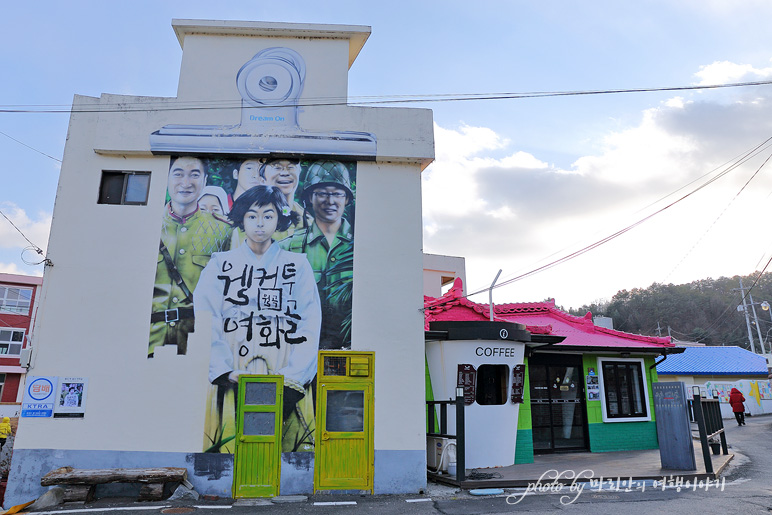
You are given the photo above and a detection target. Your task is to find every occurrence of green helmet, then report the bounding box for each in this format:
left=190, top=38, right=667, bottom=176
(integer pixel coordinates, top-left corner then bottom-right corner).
left=302, top=160, right=353, bottom=202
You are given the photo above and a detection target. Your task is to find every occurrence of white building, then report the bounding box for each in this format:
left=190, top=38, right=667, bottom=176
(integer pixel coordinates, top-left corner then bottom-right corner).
left=7, top=19, right=433, bottom=504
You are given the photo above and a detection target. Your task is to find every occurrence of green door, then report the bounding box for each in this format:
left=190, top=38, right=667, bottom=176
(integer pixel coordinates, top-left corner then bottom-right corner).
left=315, top=352, right=374, bottom=492
left=233, top=375, right=283, bottom=498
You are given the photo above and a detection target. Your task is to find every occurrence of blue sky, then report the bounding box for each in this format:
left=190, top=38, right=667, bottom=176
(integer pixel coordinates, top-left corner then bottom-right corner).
left=4, top=1, right=772, bottom=311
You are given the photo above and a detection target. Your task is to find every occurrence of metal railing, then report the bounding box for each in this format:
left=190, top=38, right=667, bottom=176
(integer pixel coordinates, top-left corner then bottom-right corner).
left=690, top=394, right=728, bottom=475
left=427, top=393, right=466, bottom=482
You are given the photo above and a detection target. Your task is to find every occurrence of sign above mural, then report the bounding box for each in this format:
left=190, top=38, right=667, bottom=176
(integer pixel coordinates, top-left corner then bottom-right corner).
left=150, top=47, right=377, bottom=158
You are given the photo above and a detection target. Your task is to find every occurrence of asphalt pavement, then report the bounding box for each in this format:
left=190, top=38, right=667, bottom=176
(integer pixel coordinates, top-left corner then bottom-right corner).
left=10, top=414, right=772, bottom=515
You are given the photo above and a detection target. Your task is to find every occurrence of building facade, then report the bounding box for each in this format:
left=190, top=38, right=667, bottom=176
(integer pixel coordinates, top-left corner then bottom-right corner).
left=424, top=279, right=679, bottom=466
left=6, top=19, right=433, bottom=505
left=657, top=345, right=772, bottom=418
left=0, top=273, right=41, bottom=411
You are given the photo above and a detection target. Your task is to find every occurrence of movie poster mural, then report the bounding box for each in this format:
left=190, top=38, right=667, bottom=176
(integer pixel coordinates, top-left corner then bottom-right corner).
left=147, top=156, right=356, bottom=453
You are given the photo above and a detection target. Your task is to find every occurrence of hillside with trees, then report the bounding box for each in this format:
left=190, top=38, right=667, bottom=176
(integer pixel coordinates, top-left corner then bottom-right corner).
left=567, top=272, right=772, bottom=350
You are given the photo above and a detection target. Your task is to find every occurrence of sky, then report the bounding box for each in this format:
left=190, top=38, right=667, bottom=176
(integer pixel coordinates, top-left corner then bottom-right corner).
left=3, top=1, right=772, bottom=310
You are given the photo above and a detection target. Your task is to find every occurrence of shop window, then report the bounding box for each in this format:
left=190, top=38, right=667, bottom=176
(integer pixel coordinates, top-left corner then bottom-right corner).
left=0, top=286, right=32, bottom=314
left=98, top=171, right=150, bottom=205
left=0, top=329, right=24, bottom=355
left=476, top=364, right=509, bottom=405
left=600, top=359, right=649, bottom=420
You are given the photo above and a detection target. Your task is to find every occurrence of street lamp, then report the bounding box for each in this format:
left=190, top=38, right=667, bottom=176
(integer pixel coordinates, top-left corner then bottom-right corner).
left=737, top=299, right=772, bottom=354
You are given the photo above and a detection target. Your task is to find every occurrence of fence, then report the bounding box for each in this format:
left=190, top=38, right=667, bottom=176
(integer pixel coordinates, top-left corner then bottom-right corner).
left=426, top=393, right=466, bottom=482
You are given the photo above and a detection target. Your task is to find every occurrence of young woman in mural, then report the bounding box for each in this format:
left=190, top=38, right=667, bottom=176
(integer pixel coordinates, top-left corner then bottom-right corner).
left=194, top=185, right=322, bottom=454
left=729, top=387, right=746, bottom=426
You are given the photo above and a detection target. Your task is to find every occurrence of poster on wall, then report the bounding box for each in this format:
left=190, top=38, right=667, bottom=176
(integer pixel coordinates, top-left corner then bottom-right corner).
left=54, top=377, right=88, bottom=418
left=457, top=364, right=476, bottom=405
left=704, top=382, right=733, bottom=403
left=586, top=373, right=600, bottom=401
left=21, top=376, right=57, bottom=418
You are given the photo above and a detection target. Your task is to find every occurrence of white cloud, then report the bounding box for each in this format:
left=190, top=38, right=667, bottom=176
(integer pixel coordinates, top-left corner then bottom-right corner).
left=0, top=262, right=25, bottom=274
left=433, top=124, right=508, bottom=161
left=423, top=70, right=772, bottom=308
left=0, top=203, right=52, bottom=252
left=573, top=107, right=698, bottom=186
left=695, top=60, right=772, bottom=85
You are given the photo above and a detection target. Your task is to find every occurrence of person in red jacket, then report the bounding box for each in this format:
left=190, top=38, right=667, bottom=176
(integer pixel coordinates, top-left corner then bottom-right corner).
left=729, top=388, right=746, bottom=426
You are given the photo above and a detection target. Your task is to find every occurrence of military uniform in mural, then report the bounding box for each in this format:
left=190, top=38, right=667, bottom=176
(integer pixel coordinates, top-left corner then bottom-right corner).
left=280, top=219, right=353, bottom=349
left=148, top=206, right=232, bottom=356
left=280, top=160, right=354, bottom=350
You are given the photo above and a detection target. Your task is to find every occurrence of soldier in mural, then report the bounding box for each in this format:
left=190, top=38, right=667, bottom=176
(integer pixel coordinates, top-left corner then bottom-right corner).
left=194, top=185, right=321, bottom=453
left=148, top=156, right=233, bottom=357
left=280, top=160, right=355, bottom=350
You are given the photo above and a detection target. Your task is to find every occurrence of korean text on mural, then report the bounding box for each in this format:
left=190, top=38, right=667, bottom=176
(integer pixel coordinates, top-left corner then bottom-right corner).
left=218, top=260, right=307, bottom=350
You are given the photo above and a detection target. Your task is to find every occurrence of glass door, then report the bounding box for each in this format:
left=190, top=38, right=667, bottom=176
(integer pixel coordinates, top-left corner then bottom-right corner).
left=529, top=355, right=588, bottom=453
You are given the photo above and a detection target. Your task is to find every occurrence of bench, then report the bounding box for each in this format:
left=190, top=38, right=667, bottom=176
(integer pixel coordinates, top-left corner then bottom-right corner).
left=40, top=467, right=189, bottom=502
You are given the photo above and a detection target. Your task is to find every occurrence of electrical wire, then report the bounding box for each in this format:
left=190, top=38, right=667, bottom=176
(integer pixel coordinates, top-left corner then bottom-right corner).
left=1, top=79, right=771, bottom=114
left=0, top=209, right=52, bottom=267
left=464, top=140, right=772, bottom=299
left=467, top=137, right=772, bottom=297
left=663, top=143, right=772, bottom=281
left=0, top=130, right=61, bottom=163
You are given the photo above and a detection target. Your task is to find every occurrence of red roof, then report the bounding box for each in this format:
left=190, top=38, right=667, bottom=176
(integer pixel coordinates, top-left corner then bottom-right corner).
left=425, top=278, right=674, bottom=349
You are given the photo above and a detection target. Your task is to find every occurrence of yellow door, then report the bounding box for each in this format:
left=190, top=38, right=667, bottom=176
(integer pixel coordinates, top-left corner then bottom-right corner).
left=233, top=375, right=283, bottom=498
left=314, top=352, right=374, bottom=493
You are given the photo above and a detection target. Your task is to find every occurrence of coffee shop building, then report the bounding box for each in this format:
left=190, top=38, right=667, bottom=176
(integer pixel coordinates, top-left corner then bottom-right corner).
left=424, top=279, right=680, bottom=466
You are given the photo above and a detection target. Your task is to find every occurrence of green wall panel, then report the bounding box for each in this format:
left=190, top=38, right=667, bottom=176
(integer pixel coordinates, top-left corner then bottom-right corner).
left=517, top=357, right=532, bottom=430
left=587, top=421, right=659, bottom=452
left=514, top=429, right=534, bottom=464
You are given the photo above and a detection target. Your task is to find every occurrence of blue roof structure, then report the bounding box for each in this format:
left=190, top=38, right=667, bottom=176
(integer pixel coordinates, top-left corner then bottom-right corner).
left=656, top=346, right=769, bottom=376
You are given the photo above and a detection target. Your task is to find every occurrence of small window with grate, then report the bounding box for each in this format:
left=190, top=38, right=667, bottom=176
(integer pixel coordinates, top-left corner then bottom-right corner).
left=98, top=171, right=151, bottom=205
left=323, top=356, right=348, bottom=376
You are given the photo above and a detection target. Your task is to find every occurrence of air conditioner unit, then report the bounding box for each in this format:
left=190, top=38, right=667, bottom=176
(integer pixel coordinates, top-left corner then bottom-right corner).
left=427, top=436, right=450, bottom=471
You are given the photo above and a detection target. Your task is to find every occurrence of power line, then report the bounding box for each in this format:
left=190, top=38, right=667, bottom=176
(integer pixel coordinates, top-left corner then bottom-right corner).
left=465, top=138, right=772, bottom=298
left=474, top=137, right=772, bottom=298
left=0, top=130, right=61, bottom=163
left=1, top=79, right=772, bottom=114
left=663, top=141, right=772, bottom=281
left=0, top=209, right=51, bottom=267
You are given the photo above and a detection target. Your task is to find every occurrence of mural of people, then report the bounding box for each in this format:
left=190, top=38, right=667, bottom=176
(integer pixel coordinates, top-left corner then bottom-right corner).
left=148, top=156, right=233, bottom=356
left=280, top=160, right=355, bottom=350
left=147, top=155, right=356, bottom=453
left=229, top=159, right=263, bottom=208
left=260, top=158, right=312, bottom=241
left=194, top=185, right=321, bottom=453
left=198, top=185, right=230, bottom=216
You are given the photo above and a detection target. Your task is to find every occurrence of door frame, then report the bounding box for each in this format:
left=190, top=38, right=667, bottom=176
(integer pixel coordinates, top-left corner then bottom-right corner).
left=529, top=353, right=589, bottom=454
left=233, top=374, right=283, bottom=498
left=314, top=351, right=375, bottom=493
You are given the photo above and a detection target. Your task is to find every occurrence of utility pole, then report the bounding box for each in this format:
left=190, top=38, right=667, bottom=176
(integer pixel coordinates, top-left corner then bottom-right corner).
left=656, top=322, right=662, bottom=337
left=748, top=289, right=765, bottom=354
left=734, top=278, right=757, bottom=353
